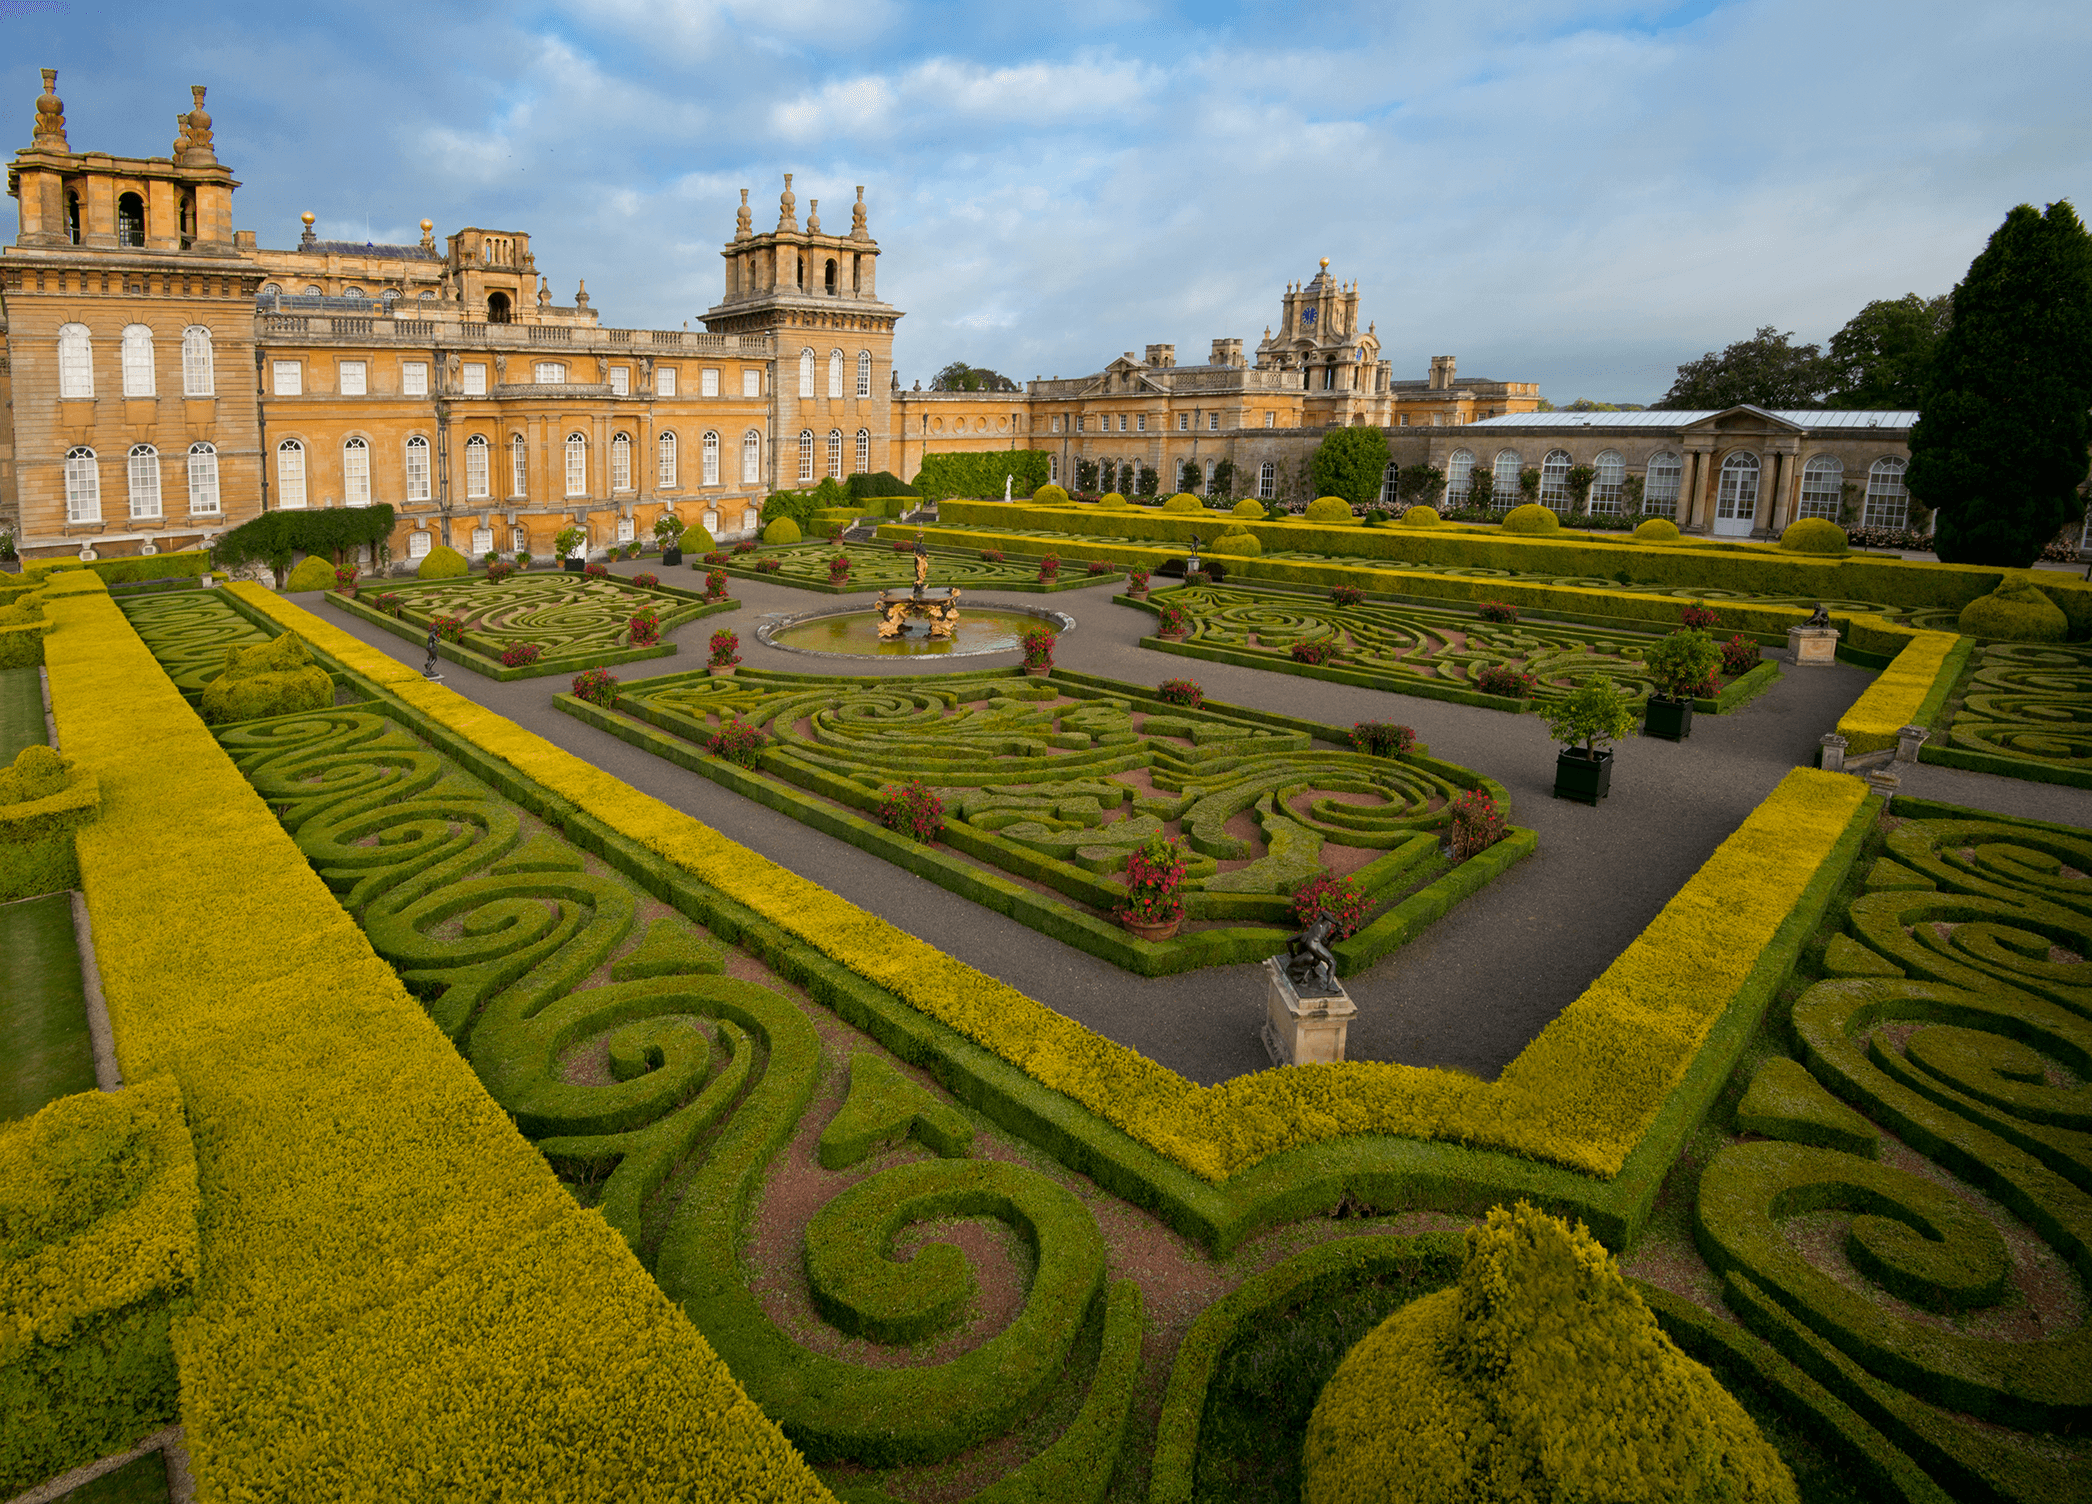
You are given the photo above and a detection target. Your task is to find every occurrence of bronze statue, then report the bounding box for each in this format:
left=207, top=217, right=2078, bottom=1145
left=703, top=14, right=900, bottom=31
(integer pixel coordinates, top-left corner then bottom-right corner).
left=422, top=621, right=443, bottom=679
left=913, top=535, right=929, bottom=595
left=1285, top=916, right=1340, bottom=995
left=1806, top=602, right=1831, bottom=628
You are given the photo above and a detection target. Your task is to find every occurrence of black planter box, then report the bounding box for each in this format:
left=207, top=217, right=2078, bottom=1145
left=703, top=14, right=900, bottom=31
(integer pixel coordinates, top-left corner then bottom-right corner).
left=1644, top=696, right=1694, bottom=742
left=661, top=547, right=683, bottom=567
left=1553, top=748, right=1613, bottom=805
left=562, top=558, right=584, bottom=574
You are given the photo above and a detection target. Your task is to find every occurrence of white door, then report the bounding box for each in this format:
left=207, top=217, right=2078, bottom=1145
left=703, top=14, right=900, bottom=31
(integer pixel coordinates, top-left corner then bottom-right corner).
left=1713, top=454, right=1760, bottom=537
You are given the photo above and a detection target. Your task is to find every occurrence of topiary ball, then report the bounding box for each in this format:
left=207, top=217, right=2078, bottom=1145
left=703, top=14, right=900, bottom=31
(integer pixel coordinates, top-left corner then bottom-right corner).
left=1635, top=517, right=1683, bottom=544
left=1163, top=494, right=1205, bottom=513
left=683, top=525, right=717, bottom=554
left=1097, top=491, right=1130, bottom=509
left=1401, top=506, right=1442, bottom=528
left=1303, top=1202, right=1798, bottom=1504
left=1211, top=531, right=1263, bottom=557
left=284, top=554, right=337, bottom=592
left=1304, top=496, right=1355, bottom=523
left=1957, top=580, right=2069, bottom=641
left=0, top=743, right=73, bottom=805
left=200, top=630, right=333, bottom=727
left=1232, top=499, right=1266, bottom=520
left=418, top=544, right=470, bottom=580
left=763, top=517, right=802, bottom=546
left=1779, top=518, right=1849, bottom=556
left=1033, top=483, right=1071, bottom=506
left=1499, top=503, right=1561, bottom=535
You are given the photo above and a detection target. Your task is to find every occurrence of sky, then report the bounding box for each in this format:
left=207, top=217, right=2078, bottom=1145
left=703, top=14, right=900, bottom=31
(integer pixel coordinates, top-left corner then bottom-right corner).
left=5, top=0, right=2086, bottom=403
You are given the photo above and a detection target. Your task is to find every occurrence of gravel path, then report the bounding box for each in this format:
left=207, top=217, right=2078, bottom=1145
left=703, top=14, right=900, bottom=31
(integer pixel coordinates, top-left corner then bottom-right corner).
left=284, top=566, right=2092, bottom=1086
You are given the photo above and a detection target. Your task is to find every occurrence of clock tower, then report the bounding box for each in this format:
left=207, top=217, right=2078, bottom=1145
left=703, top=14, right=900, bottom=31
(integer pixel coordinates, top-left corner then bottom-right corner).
left=1253, top=259, right=1391, bottom=424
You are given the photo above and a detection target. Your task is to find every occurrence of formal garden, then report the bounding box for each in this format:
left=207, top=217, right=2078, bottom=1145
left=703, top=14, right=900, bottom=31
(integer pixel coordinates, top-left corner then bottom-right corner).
left=712, top=539, right=1123, bottom=595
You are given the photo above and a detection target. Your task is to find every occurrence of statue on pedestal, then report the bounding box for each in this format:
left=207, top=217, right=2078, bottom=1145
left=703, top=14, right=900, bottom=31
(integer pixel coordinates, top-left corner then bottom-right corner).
left=1284, top=916, right=1340, bottom=996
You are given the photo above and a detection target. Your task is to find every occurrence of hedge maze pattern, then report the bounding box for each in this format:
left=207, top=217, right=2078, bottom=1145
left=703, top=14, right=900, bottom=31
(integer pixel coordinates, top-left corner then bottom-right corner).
left=117, top=591, right=277, bottom=699
left=208, top=703, right=1143, bottom=1490
left=1696, top=812, right=2092, bottom=1503
left=723, top=541, right=1119, bottom=594
left=371, top=572, right=713, bottom=660
left=1941, top=642, right=2092, bottom=774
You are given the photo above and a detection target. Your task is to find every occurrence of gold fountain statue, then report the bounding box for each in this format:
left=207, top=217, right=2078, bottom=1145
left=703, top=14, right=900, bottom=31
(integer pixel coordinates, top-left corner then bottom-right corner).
left=875, top=536, right=961, bottom=640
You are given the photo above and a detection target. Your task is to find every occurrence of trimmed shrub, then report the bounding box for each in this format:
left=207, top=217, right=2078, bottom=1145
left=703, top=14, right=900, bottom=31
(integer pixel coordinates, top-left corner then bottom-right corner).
left=1449, top=788, right=1506, bottom=859
left=1501, top=502, right=1562, bottom=534
left=1779, top=517, right=1850, bottom=556
left=283, top=554, right=337, bottom=592
left=1302, top=1202, right=1796, bottom=1504
left=1956, top=579, right=2068, bottom=641
left=1635, top=516, right=1683, bottom=543
left=1156, top=678, right=1203, bottom=708
left=1211, top=531, right=1263, bottom=557
left=914, top=450, right=1051, bottom=503
left=764, top=517, right=803, bottom=545
left=0, top=745, right=98, bottom=900
left=571, top=667, right=619, bottom=708
left=877, top=780, right=945, bottom=844
left=1163, top=494, right=1205, bottom=513
left=1232, top=499, right=1266, bottom=520
left=1720, top=634, right=1762, bottom=676
left=0, top=743, right=72, bottom=805
left=1349, top=722, right=1415, bottom=757
left=683, top=525, right=718, bottom=554
left=198, top=630, right=332, bottom=726
left=1401, top=505, right=1443, bottom=528
left=1097, top=492, right=1130, bottom=509
left=1304, top=496, right=1355, bottom=523
left=1645, top=629, right=1723, bottom=699
left=418, top=543, right=470, bottom=580
left=1032, top=483, right=1071, bottom=507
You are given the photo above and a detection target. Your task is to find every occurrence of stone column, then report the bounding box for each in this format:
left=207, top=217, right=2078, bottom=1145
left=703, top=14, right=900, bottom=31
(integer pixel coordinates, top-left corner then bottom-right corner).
left=1754, top=451, right=1785, bottom=538
left=1680, top=449, right=1706, bottom=531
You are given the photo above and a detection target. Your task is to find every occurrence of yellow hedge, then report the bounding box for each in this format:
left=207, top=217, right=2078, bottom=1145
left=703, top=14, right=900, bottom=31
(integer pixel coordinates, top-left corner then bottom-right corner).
left=1835, top=622, right=1960, bottom=754
left=48, top=577, right=832, bottom=1502
left=234, top=586, right=1872, bottom=1185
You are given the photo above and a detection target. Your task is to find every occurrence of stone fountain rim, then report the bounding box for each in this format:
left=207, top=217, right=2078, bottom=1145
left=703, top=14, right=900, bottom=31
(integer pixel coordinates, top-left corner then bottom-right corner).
left=753, top=598, right=1076, bottom=660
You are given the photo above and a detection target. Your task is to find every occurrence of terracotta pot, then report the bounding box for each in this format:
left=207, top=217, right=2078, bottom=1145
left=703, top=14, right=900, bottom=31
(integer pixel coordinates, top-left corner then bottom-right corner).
left=1159, top=630, right=1187, bottom=642
left=1122, top=914, right=1182, bottom=942
left=1023, top=664, right=1051, bottom=676
left=708, top=664, right=738, bottom=677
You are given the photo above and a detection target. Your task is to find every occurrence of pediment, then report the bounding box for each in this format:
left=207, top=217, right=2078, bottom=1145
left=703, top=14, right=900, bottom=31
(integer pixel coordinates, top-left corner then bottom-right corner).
left=1682, top=404, right=1806, bottom=434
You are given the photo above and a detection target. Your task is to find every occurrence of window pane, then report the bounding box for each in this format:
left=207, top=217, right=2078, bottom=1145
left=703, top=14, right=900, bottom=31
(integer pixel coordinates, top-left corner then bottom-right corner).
left=1643, top=454, right=1682, bottom=517
left=1798, top=457, right=1843, bottom=521
left=408, top=530, right=432, bottom=559
left=829, top=350, right=843, bottom=399
left=278, top=442, right=306, bottom=508
left=610, top=366, right=629, bottom=397
left=1538, top=450, right=1572, bottom=511
left=511, top=437, right=527, bottom=497
left=187, top=443, right=219, bottom=514
left=339, top=361, right=366, bottom=396
left=856, top=351, right=871, bottom=398
left=59, top=325, right=94, bottom=399
left=402, top=361, right=428, bottom=397
left=406, top=437, right=431, bottom=502
left=660, top=432, right=679, bottom=489
left=798, top=430, right=813, bottom=483
left=744, top=368, right=760, bottom=398
left=1864, top=458, right=1910, bottom=530
left=612, top=434, right=632, bottom=491
left=65, top=448, right=100, bottom=523
left=465, top=437, right=489, bottom=499
left=182, top=327, right=214, bottom=397
left=273, top=361, right=302, bottom=396
left=856, top=429, right=869, bottom=474
left=799, top=350, right=814, bottom=399
left=702, top=432, right=719, bottom=486
left=1588, top=450, right=1625, bottom=514
left=472, top=526, right=494, bottom=555
left=536, top=362, right=566, bottom=385
left=344, top=439, right=370, bottom=505
left=657, top=367, right=676, bottom=397
left=464, top=363, right=487, bottom=396
left=128, top=446, right=161, bottom=519
left=701, top=368, right=719, bottom=397
left=122, top=326, right=155, bottom=398
left=566, top=435, right=587, bottom=496
left=743, top=431, right=761, bottom=485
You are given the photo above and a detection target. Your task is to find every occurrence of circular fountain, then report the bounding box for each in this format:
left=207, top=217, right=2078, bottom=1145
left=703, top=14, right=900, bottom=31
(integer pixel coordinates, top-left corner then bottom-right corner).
left=758, top=602, right=1073, bottom=659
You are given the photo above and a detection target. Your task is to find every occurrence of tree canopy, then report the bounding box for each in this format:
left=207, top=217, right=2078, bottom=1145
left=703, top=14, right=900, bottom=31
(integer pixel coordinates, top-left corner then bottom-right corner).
left=1654, top=327, right=1828, bottom=410
left=1823, top=293, right=1951, bottom=409
left=930, top=362, right=1020, bottom=393
left=211, top=504, right=397, bottom=587
left=1309, top=425, right=1390, bottom=510
left=1909, top=200, right=2092, bottom=566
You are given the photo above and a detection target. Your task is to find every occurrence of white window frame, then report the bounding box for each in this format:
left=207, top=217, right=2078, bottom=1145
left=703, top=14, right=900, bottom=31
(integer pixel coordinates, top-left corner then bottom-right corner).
left=1258, top=461, right=1276, bottom=500
left=187, top=442, right=220, bottom=515
left=1538, top=449, right=1572, bottom=511
left=701, top=367, right=719, bottom=398
left=1589, top=450, right=1626, bottom=514
left=1379, top=462, right=1398, bottom=506
left=273, top=360, right=302, bottom=396
left=659, top=431, right=679, bottom=489
left=657, top=366, right=677, bottom=397
left=1643, top=453, right=1682, bottom=517
left=855, top=429, right=869, bottom=474
left=609, top=365, right=630, bottom=397
left=1264, top=412, right=1275, bottom=429
left=59, top=324, right=94, bottom=399
left=1864, top=457, right=1910, bottom=530
left=829, top=349, right=844, bottom=399
left=702, top=431, right=719, bottom=486
left=182, top=326, right=214, bottom=397
left=338, top=360, right=367, bottom=397
left=1177, top=413, right=1189, bottom=432
left=405, top=435, right=432, bottom=503
left=121, top=325, right=155, bottom=398
left=407, top=530, right=433, bottom=560
left=611, top=432, right=633, bottom=492
left=472, top=526, right=495, bottom=556
left=463, top=363, right=487, bottom=396
left=798, top=430, right=814, bottom=483
left=64, top=447, right=100, bottom=523
left=617, top=517, right=635, bottom=544
left=344, top=436, right=371, bottom=506
left=1715, top=452, right=1761, bottom=521
left=465, top=435, right=490, bottom=499
left=535, top=361, right=567, bottom=385
left=565, top=433, right=588, bottom=497
left=1492, top=450, right=1522, bottom=509
left=799, top=349, right=815, bottom=399
left=510, top=435, right=527, bottom=498
left=743, top=430, right=762, bottom=485
left=127, top=444, right=162, bottom=520
left=1444, top=450, right=1475, bottom=507
left=277, top=439, right=307, bottom=509
left=743, top=368, right=761, bottom=398
left=1798, top=456, right=1843, bottom=520
left=827, top=429, right=843, bottom=479
left=856, top=350, right=872, bottom=399
left=402, top=360, right=428, bottom=397
left=1209, top=412, right=1220, bottom=431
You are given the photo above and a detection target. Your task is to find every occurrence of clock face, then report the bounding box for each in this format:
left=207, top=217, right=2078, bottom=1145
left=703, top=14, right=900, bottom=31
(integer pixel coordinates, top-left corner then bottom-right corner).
left=1301, top=307, right=1317, bottom=327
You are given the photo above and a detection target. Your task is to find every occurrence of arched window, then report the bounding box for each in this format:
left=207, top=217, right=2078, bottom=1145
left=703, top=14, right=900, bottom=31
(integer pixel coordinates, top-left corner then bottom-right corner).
left=1589, top=450, right=1625, bottom=514
left=1538, top=449, right=1573, bottom=511
left=1798, top=456, right=1843, bottom=521
left=465, top=434, right=489, bottom=499
left=58, top=323, right=93, bottom=399
left=743, top=430, right=762, bottom=485
left=1379, top=462, right=1398, bottom=506
left=1049, top=453, right=1060, bottom=484
left=856, top=351, right=872, bottom=399
left=405, top=436, right=432, bottom=502
left=261, top=282, right=281, bottom=297
left=799, top=348, right=815, bottom=399
left=565, top=433, right=588, bottom=498
left=659, top=431, right=679, bottom=489
left=304, top=285, right=323, bottom=297
left=855, top=429, right=870, bottom=474
left=1258, top=461, right=1277, bottom=500
left=1864, top=457, right=1910, bottom=530
left=798, top=429, right=815, bottom=483
left=187, top=442, right=219, bottom=515
left=1491, top=450, right=1522, bottom=508
left=829, top=349, right=844, bottom=399
left=510, top=434, right=528, bottom=498
left=702, top=431, right=720, bottom=487
left=611, top=432, right=633, bottom=491
left=472, top=525, right=494, bottom=555
left=116, top=191, right=145, bottom=247
left=1715, top=452, right=1761, bottom=524
left=64, top=447, right=99, bottom=523
left=343, top=437, right=371, bottom=506
left=343, top=286, right=366, bottom=301
left=827, top=429, right=843, bottom=479
left=181, top=326, right=214, bottom=397
left=1444, top=449, right=1475, bottom=507
left=127, top=444, right=161, bottom=520
left=487, top=291, right=512, bottom=324
left=825, top=258, right=838, bottom=294
left=1643, top=453, right=1682, bottom=517
left=277, top=439, right=307, bottom=509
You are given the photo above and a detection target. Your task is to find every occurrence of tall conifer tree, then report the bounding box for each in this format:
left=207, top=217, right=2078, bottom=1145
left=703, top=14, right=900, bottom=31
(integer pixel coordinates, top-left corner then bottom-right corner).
left=1909, top=202, right=2092, bottom=565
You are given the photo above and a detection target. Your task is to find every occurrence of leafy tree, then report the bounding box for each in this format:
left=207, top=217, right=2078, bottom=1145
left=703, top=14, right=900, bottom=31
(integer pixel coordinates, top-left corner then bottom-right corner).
left=1909, top=200, right=2092, bottom=566
left=1134, top=462, right=1160, bottom=497
left=1823, top=293, right=1951, bottom=409
left=1468, top=470, right=1496, bottom=512
left=1075, top=458, right=1099, bottom=492
left=1180, top=460, right=1201, bottom=493
left=1565, top=464, right=1597, bottom=517
left=1210, top=458, right=1235, bottom=500
left=211, top=504, right=396, bottom=588
left=1396, top=464, right=1444, bottom=508
left=930, top=361, right=1019, bottom=393
left=1654, top=326, right=1829, bottom=410
left=1308, top=425, right=1390, bottom=510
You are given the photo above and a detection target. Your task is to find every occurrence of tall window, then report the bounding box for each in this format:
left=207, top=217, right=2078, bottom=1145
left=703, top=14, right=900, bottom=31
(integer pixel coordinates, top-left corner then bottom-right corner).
left=463, top=363, right=487, bottom=396
left=1136, top=414, right=1147, bottom=432
left=121, top=325, right=155, bottom=397
left=798, top=430, right=814, bottom=483
left=1264, top=413, right=1275, bottom=428
left=181, top=326, right=214, bottom=396
left=1715, top=452, right=1761, bottom=522
left=465, top=435, right=489, bottom=499
left=1643, top=453, right=1682, bottom=517
left=1538, top=449, right=1573, bottom=511
left=827, top=429, right=843, bottom=479
left=857, top=350, right=872, bottom=398
left=1258, top=461, right=1277, bottom=500
left=58, top=324, right=93, bottom=398
left=1379, top=462, right=1398, bottom=506
left=472, top=526, right=494, bottom=555
left=343, top=437, right=371, bottom=505
left=1589, top=450, right=1626, bottom=514
left=855, top=429, right=870, bottom=473
left=402, top=361, right=428, bottom=397
left=127, top=444, right=161, bottom=519
left=701, top=368, right=719, bottom=397
left=338, top=360, right=367, bottom=396
left=1050, top=454, right=1060, bottom=484
left=799, top=348, right=815, bottom=399
left=1491, top=450, right=1521, bottom=508
left=829, top=349, right=844, bottom=399
left=699, top=432, right=719, bottom=486
left=511, top=435, right=528, bottom=497
left=659, top=431, right=679, bottom=489
left=273, top=361, right=302, bottom=396
left=1444, top=449, right=1475, bottom=507
left=565, top=433, right=588, bottom=497
left=657, top=367, right=677, bottom=397
left=64, top=447, right=100, bottom=523
left=611, top=432, right=633, bottom=491
left=277, top=439, right=307, bottom=509
left=609, top=366, right=629, bottom=397
left=743, top=430, right=762, bottom=485
left=1864, top=457, right=1910, bottom=530
left=116, top=192, right=144, bottom=247
left=400, top=436, right=429, bottom=502
left=1209, top=412, right=1220, bottom=431
left=535, top=362, right=566, bottom=384
left=187, top=442, right=219, bottom=515
left=1798, top=456, right=1843, bottom=520
left=743, top=368, right=761, bottom=398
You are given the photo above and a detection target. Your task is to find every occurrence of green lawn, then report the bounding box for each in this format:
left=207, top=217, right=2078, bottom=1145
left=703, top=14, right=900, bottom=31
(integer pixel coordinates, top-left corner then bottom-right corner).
left=0, top=663, right=46, bottom=764
left=0, top=890, right=96, bottom=1120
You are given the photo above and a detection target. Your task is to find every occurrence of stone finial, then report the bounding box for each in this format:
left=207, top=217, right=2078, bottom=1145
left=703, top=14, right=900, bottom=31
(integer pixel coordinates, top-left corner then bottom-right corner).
left=807, top=197, right=820, bottom=234
left=538, top=276, right=550, bottom=307
left=851, top=185, right=869, bottom=240
left=575, top=279, right=589, bottom=307
left=299, top=211, right=316, bottom=249
left=735, top=187, right=751, bottom=240
left=777, top=172, right=798, bottom=233
left=33, top=67, right=65, bottom=148
left=181, top=85, right=217, bottom=164
left=420, top=218, right=434, bottom=249
left=173, top=111, right=192, bottom=162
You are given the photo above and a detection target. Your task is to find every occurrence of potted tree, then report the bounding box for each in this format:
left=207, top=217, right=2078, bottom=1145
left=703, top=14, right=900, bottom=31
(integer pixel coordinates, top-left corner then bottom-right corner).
left=1018, top=624, right=1056, bottom=676
left=1116, top=832, right=1187, bottom=942
left=1640, top=629, right=1721, bottom=741
left=1545, top=678, right=1637, bottom=805
left=554, top=525, right=587, bottom=574
left=654, top=512, right=687, bottom=566
left=708, top=629, right=741, bottom=676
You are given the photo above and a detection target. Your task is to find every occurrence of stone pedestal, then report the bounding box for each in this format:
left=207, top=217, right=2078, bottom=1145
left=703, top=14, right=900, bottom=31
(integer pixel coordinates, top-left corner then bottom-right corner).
left=1262, top=956, right=1356, bottom=1067
left=1818, top=733, right=1848, bottom=772
left=1896, top=724, right=1930, bottom=763
left=1864, top=767, right=1902, bottom=798
left=1788, top=625, right=1839, bottom=665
